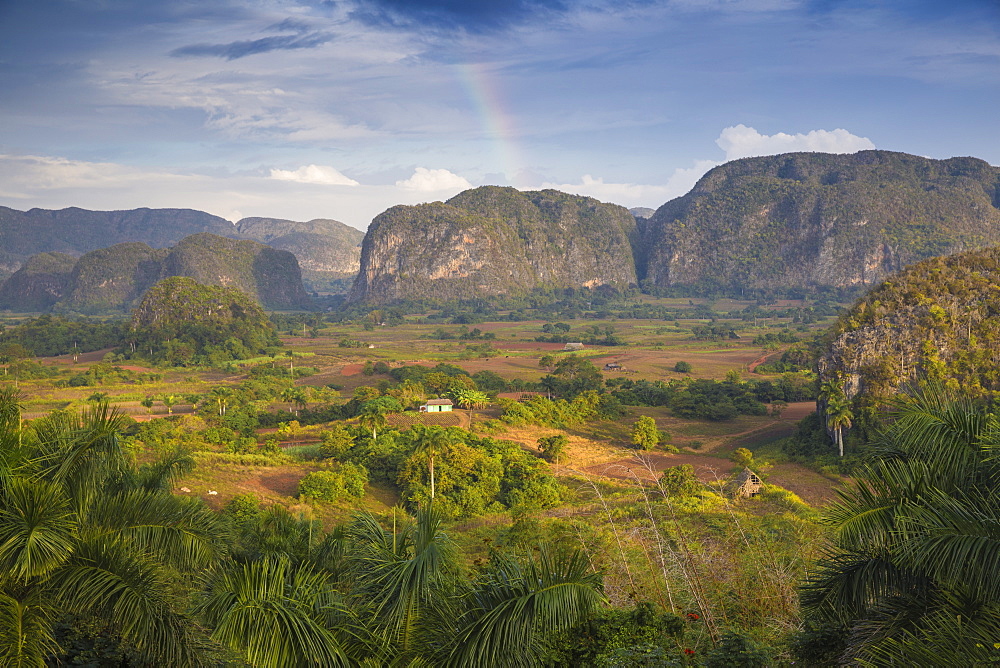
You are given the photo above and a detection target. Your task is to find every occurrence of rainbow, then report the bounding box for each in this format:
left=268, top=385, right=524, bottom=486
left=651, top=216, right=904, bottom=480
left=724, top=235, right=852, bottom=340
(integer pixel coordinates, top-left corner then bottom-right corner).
left=454, top=62, right=526, bottom=187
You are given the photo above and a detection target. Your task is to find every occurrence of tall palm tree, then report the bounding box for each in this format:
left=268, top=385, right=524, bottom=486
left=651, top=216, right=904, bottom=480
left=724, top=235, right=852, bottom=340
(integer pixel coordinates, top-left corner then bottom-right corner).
left=358, top=408, right=389, bottom=441
left=825, top=396, right=854, bottom=457
left=410, top=426, right=459, bottom=499
left=0, top=400, right=227, bottom=666
left=802, top=385, right=1000, bottom=664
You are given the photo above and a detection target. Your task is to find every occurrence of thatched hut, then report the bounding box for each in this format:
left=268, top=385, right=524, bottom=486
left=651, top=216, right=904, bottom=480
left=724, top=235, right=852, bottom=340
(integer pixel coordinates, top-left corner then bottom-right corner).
left=732, top=467, right=763, bottom=498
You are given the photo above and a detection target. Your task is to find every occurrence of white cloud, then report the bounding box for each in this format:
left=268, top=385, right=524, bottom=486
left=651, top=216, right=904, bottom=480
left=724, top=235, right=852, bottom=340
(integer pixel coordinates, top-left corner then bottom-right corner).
left=540, top=160, right=721, bottom=208
left=395, top=167, right=472, bottom=192
left=269, top=164, right=359, bottom=186
left=0, top=153, right=470, bottom=231
left=716, top=124, right=876, bottom=161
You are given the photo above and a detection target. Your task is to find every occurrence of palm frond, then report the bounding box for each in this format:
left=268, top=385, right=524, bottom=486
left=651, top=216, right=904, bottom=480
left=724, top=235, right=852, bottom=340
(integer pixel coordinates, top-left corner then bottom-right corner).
left=50, top=536, right=204, bottom=667
left=85, top=490, right=228, bottom=570
left=0, top=478, right=76, bottom=581
left=0, top=589, right=59, bottom=667
left=32, top=403, right=132, bottom=511
left=444, top=547, right=604, bottom=667
left=195, top=557, right=351, bottom=667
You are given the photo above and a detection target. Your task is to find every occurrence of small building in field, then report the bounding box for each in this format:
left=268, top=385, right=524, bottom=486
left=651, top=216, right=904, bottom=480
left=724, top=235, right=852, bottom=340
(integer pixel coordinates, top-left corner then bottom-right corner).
left=604, top=362, right=623, bottom=371
left=420, top=399, right=454, bottom=413
left=732, top=468, right=763, bottom=498
left=564, top=342, right=585, bottom=351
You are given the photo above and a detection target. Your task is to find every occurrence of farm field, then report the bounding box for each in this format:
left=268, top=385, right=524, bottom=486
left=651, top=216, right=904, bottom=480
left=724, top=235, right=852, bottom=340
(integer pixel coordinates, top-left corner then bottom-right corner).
left=3, top=295, right=845, bottom=520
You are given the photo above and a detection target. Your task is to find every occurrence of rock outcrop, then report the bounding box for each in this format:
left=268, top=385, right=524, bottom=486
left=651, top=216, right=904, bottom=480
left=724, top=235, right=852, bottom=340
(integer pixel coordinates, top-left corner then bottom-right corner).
left=818, top=246, right=1000, bottom=402
left=640, top=151, right=1000, bottom=294
left=348, top=186, right=638, bottom=304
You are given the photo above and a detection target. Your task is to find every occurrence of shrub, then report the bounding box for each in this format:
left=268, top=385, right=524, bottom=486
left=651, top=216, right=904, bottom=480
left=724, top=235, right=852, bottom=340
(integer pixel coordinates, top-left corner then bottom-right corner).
left=659, top=465, right=701, bottom=498
left=537, top=434, right=568, bottom=463
left=298, top=463, right=368, bottom=502
left=703, top=631, right=771, bottom=668
left=673, top=361, right=692, bottom=373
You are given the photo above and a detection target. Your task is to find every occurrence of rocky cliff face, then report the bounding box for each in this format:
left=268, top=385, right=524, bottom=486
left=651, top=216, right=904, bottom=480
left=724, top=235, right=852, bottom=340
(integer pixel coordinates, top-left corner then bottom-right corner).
left=348, top=186, right=637, bottom=304
left=641, top=151, right=1000, bottom=293
left=235, top=217, right=364, bottom=275
left=818, top=246, right=1000, bottom=403
left=0, top=234, right=311, bottom=313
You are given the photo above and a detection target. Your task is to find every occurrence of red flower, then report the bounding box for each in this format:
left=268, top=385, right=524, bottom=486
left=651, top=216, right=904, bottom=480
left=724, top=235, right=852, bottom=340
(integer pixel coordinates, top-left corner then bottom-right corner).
left=684, top=648, right=695, bottom=655
left=686, top=612, right=700, bottom=621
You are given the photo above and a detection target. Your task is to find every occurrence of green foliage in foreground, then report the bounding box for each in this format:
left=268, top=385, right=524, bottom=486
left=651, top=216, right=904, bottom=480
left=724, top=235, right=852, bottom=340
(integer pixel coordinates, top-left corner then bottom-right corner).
left=0, top=391, right=609, bottom=666
left=801, top=386, right=1000, bottom=664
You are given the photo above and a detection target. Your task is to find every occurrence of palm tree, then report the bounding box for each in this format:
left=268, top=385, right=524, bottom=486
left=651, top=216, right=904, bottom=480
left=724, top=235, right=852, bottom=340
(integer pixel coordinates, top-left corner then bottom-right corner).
left=410, top=425, right=458, bottom=499
left=440, top=547, right=604, bottom=666
left=210, top=387, right=232, bottom=416
left=195, top=557, right=352, bottom=668
left=453, top=389, right=489, bottom=427
left=0, top=400, right=227, bottom=666
left=802, top=385, right=1000, bottom=664
left=281, top=387, right=308, bottom=417
left=825, top=396, right=853, bottom=457
left=358, top=409, right=388, bottom=441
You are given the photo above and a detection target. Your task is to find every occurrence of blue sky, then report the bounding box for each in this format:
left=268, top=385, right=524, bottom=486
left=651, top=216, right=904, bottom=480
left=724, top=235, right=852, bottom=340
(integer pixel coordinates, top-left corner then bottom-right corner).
left=1, top=0, right=998, bottom=230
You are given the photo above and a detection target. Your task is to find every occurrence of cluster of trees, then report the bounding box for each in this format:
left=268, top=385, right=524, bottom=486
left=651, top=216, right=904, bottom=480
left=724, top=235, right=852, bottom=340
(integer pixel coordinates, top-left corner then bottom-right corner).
left=499, top=391, right=626, bottom=429
left=0, top=315, right=123, bottom=357
left=425, top=326, right=496, bottom=341
left=606, top=375, right=814, bottom=421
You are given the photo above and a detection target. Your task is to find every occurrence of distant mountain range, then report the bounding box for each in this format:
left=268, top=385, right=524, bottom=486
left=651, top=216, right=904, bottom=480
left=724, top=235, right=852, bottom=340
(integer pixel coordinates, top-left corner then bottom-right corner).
left=0, top=206, right=363, bottom=291
left=3, top=150, right=998, bottom=311
left=351, top=151, right=1000, bottom=303
left=0, top=234, right=311, bottom=313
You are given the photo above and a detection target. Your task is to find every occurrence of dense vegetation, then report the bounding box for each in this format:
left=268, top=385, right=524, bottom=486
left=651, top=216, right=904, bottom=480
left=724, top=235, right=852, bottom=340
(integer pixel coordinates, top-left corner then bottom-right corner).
left=821, top=245, right=1000, bottom=402
left=0, top=315, right=122, bottom=357
left=122, top=277, right=280, bottom=366
left=0, top=390, right=609, bottom=666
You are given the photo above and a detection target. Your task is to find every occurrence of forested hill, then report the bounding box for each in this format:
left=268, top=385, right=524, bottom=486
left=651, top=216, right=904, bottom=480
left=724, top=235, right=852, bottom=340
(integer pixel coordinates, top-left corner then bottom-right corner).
left=817, top=245, right=1000, bottom=404
left=0, top=206, right=236, bottom=278
left=639, top=150, right=1000, bottom=295
left=0, top=233, right=312, bottom=313
left=348, top=186, right=638, bottom=304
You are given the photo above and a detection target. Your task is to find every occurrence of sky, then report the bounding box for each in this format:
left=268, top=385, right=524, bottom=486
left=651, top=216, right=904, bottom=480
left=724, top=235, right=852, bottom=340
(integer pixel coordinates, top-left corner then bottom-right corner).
left=1, top=0, right=998, bottom=231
